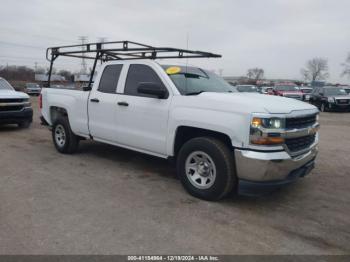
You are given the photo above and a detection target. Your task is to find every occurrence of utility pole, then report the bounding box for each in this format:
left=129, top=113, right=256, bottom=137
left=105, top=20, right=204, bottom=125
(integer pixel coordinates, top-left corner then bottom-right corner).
left=78, top=36, right=88, bottom=74
left=34, top=62, right=38, bottom=72
left=98, top=37, right=107, bottom=43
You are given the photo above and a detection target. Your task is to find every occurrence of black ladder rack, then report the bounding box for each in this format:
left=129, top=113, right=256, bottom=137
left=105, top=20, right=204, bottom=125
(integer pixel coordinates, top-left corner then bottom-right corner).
left=45, top=40, right=222, bottom=89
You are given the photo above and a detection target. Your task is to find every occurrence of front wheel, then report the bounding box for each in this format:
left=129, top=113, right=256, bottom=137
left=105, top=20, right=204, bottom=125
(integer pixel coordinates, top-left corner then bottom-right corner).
left=52, top=117, right=79, bottom=154
left=18, top=120, right=31, bottom=128
left=177, top=137, right=237, bottom=201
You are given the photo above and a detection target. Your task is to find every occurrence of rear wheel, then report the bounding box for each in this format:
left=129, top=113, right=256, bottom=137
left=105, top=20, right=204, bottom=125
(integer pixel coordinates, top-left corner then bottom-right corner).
left=52, top=117, right=79, bottom=154
left=177, top=137, right=237, bottom=201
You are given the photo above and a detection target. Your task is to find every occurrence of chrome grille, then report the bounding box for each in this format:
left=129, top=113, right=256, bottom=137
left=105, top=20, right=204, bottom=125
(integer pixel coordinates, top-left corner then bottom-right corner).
left=336, top=99, right=349, bottom=105
left=0, top=105, right=24, bottom=112
left=286, top=114, right=317, bottom=129
left=0, top=98, right=25, bottom=103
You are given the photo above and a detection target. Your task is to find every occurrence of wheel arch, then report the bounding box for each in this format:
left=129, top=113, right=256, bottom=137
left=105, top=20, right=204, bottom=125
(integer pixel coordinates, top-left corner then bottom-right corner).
left=50, top=106, right=69, bottom=124
left=172, top=126, right=233, bottom=158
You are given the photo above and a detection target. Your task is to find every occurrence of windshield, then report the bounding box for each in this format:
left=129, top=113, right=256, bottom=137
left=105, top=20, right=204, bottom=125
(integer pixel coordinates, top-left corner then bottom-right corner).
left=236, top=85, right=258, bottom=92
left=275, top=85, right=299, bottom=91
left=0, top=79, right=14, bottom=90
left=26, top=83, right=40, bottom=88
left=162, top=65, right=235, bottom=95
left=324, top=88, right=347, bottom=96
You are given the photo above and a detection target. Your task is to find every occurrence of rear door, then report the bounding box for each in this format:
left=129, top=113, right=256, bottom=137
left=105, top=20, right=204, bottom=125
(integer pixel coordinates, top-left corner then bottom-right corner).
left=114, top=63, right=172, bottom=156
left=88, top=64, right=123, bottom=142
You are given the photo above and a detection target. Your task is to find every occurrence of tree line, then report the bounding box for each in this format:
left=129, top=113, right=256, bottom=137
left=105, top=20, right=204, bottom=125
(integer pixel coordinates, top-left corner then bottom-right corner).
left=0, top=65, right=74, bottom=82
left=246, top=54, right=350, bottom=83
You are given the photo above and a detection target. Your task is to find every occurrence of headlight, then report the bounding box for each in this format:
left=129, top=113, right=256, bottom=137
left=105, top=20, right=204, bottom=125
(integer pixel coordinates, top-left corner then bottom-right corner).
left=328, top=97, right=335, bottom=103
left=250, top=117, right=285, bottom=145
left=23, top=98, right=31, bottom=108
left=251, top=117, right=284, bottom=129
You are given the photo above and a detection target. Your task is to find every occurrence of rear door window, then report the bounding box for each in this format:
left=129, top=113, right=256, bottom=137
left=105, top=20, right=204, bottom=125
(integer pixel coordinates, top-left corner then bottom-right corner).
left=98, top=64, right=123, bottom=93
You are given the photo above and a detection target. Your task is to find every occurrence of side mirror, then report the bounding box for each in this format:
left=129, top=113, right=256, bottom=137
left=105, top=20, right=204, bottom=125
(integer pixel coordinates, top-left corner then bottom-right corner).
left=319, top=93, right=324, bottom=96
left=137, top=82, right=167, bottom=99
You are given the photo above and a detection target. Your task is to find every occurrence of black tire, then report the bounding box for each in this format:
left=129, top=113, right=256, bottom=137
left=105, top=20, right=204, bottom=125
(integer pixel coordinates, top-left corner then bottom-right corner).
left=52, top=117, right=79, bottom=154
left=320, top=102, right=327, bottom=112
left=177, top=137, right=237, bottom=201
left=18, top=120, right=31, bottom=128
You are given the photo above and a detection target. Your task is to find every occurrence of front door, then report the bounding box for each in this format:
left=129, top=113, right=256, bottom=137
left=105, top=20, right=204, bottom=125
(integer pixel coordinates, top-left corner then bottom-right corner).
left=114, top=63, right=171, bottom=156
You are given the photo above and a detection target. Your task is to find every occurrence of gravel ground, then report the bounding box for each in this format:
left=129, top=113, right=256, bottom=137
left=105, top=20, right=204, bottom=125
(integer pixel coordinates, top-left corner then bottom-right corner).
left=0, top=97, right=349, bottom=255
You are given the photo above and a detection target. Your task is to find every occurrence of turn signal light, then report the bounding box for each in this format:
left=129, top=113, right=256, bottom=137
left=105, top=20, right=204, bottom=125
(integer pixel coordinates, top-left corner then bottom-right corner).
left=251, top=136, right=285, bottom=145
left=251, top=117, right=262, bottom=128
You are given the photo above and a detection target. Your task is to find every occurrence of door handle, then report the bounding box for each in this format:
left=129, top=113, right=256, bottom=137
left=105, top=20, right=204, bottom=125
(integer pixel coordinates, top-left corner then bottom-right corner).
left=117, top=101, right=129, bottom=107
left=90, top=98, right=100, bottom=103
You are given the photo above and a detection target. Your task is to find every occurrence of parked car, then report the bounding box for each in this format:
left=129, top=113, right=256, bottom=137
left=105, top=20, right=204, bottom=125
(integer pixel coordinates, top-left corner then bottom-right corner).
left=25, top=83, right=41, bottom=96
left=41, top=41, right=319, bottom=201
left=260, top=86, right=273, bottom=94
left=0, top=77, right=33, bottom=128
left=344, top=87, right=350, bottom=95
left=300, top=87, right=313, bottom=101
left=272, top=84, right=303, bottom=100
left=236, top=85, right=259, bottom=93
left=310, top=86, right=350, bottom=112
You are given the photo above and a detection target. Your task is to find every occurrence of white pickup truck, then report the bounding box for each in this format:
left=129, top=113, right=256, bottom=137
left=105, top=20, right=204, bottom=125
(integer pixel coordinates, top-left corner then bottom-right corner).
left=40, top=59, right=320, bottom=200
left=0, top=77, right=33, bottom=128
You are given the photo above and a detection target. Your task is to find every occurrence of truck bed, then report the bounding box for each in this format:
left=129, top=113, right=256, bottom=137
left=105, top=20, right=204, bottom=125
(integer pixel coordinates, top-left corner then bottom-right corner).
left=41, top=88, right=90, bottom=137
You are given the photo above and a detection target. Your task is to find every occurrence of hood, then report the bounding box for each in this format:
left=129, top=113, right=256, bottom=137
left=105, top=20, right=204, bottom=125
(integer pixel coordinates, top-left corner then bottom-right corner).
left=0, top=89, right=29, bottom=99
left=176, top=92, right=317, bottom=114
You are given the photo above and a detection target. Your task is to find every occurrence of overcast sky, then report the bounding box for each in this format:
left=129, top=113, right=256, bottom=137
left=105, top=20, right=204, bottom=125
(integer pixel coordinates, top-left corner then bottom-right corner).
left=0, top=0, right=349, bottom=83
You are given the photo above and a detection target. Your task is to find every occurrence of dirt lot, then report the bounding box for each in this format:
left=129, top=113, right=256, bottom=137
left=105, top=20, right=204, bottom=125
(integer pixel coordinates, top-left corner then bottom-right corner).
left=0, top=97, right=349, bottom=255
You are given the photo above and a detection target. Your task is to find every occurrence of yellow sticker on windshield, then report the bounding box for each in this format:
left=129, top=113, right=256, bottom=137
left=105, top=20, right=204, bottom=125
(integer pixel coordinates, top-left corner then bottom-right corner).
left=166, top=66, right=181, bottom=75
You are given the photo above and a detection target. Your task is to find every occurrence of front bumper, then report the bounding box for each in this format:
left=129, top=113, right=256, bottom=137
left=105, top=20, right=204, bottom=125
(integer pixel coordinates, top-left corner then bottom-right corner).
left=0, top=107, right=33, bottom=124
left=235, top=145, right=318, bottom=182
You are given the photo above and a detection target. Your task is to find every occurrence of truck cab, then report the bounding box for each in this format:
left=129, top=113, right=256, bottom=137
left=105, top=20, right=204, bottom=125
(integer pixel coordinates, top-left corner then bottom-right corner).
left=40, top=41, right=320, bottom=201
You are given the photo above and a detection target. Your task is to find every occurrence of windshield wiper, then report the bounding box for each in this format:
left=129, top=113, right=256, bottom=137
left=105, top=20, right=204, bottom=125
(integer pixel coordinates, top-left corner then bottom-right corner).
left=185, top=91, right=206, bottom=96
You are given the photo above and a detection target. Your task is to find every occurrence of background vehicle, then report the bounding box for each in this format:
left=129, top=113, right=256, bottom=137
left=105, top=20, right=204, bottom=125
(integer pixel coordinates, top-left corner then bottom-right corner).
left=272, top=84, right=303, bottom=100
left=0, top=77, right=33, bottom=128
left=236, top=85, right=259, bottom=93
left=41, top=41, right=319, bottom=201
left=260, top=86, right=273, bottom=94
left=300, top=87, right=313, bottom=101
left=343, top=86, right=350, bottom=94
left=25, top=83, right=41, bottom=96
left=310, top=86, right=350, bottom=112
